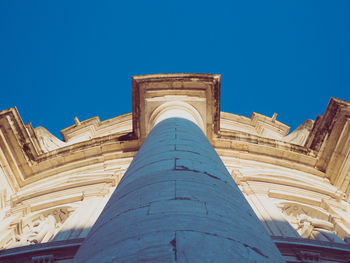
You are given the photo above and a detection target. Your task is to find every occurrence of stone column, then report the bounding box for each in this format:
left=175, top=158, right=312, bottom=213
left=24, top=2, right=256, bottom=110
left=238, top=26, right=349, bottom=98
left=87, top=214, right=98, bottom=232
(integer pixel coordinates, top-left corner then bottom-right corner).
left=74, top=118, right=285, bottom=262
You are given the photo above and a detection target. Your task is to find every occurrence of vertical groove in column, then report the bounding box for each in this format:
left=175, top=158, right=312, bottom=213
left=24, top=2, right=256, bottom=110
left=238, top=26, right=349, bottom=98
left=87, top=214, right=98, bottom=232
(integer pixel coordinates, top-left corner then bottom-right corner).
left=74, top=118, right=285, bottom=263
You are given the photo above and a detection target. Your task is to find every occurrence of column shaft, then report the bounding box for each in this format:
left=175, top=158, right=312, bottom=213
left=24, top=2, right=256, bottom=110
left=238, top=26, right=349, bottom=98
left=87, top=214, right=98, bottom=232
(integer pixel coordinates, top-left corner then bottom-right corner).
left=74, top=118, right=285, bottom=262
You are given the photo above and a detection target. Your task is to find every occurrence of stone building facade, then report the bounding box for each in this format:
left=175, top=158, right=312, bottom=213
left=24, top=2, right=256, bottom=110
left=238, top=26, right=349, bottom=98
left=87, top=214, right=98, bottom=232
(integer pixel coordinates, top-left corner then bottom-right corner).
left=0, top=74, right=349, bottom=262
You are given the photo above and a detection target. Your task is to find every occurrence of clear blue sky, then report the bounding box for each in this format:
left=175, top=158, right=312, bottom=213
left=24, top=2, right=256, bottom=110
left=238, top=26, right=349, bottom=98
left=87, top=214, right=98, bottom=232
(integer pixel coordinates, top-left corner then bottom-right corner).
left=1, top=1, right=349, bottom=138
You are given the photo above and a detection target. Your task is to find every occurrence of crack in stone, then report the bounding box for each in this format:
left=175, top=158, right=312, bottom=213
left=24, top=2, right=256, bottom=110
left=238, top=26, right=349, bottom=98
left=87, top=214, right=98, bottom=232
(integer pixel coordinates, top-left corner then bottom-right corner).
left=173, top=197, right=191, bottom=200
left=203, top=171, right=221, bottom=181
left=170, top=233, right=177, bottom=261
left=174, top=158, right=178, bottom=170
left=244, top=245, right=269, bottom=259
left=174, top=165, right=223, bottom=182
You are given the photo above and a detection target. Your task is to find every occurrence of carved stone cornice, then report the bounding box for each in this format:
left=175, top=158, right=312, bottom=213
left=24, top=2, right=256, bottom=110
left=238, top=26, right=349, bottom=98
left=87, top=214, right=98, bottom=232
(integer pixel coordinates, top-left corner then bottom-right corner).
left=305, top=98, right=350, bottom=199
left=0, top=108, right=138, bottom=189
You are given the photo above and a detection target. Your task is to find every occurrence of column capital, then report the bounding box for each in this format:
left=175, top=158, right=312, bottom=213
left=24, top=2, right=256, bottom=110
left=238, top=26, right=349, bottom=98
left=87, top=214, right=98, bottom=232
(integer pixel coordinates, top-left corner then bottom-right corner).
left=131, top=73, right=221, bottom=141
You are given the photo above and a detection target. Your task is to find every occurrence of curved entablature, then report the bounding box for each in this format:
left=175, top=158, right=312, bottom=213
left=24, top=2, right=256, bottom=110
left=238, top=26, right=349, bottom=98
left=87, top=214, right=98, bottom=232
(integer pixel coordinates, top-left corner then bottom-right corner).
left=0, top=87, right=349, bottom=195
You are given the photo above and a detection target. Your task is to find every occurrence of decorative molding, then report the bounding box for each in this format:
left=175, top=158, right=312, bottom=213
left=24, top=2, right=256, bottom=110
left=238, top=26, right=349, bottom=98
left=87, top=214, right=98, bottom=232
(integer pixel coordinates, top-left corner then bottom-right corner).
left=250, top=112, right=290, bottom=139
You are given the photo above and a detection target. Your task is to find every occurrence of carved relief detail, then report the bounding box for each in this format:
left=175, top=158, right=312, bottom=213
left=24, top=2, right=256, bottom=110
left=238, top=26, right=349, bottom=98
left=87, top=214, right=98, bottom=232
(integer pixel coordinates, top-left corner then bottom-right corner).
left=1, top=207, right=73, bottom=249
left=34, top=127, right=66, bottom=153
left=280, top=202, right=342, bottom=242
